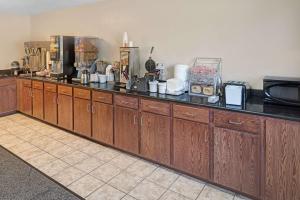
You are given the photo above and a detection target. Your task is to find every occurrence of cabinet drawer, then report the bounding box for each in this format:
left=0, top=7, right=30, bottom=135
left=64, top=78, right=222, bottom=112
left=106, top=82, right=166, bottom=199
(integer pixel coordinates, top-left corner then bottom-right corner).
left=23, top=79, right=32, bottom=87
left=44, top=83, right=57, bottom=92
left=214, top=110, right=263, bottom=134
left=141, top=99, right=170, bottom=116
left=173, top=104, right=209, bottom=124
left=74, top=88, right=91, bottom=100
left=92, top=91, right=113, bottom=104
left=32, top=81, right=43, bottom=90
left=115, top=94, right=138, bottom=109
left=58, top=85, right=72, bottom=96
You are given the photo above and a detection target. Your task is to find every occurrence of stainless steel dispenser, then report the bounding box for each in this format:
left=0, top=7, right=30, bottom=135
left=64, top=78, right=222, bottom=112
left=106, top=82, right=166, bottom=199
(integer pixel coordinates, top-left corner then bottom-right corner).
left=119, top=47, right=140, bottom=84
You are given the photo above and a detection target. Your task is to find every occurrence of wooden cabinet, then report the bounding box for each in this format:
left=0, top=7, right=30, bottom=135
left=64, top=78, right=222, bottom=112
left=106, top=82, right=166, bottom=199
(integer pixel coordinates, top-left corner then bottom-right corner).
left=213, top=127, right=260, bottom=198
left=74, top=98, right=91, bottom=137
left=114, top=106, right=139, bottom=154
left=44, top=83, right=57, bottom=125
left=21, top=81, right=32, bottom=116
left=140, top=112, right=171, bottom=165
left=0, top=78, right=16, bottom=115
left=92, top=101, right=113, bottom=145
left=265, top=119, right=300, bottom=200
left=173, top=118, right=210, bottom=179
left=32, top=81, right=44, bottom=120
left=57, top=86, right=73, bottom=131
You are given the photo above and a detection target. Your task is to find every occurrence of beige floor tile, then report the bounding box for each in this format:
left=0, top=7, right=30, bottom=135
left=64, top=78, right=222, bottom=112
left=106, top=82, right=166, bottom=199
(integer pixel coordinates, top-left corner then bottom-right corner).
left=122, top=195, right=137, bottom=200
left=17, top=147, right=45, bottom=160
left=48, top=130, right=71, bottom=140
left=39, top=159, right=70, bottom=177
left=47, top=145, right=75, bottom=158
left=0, top=129, right=9, bottom=135
left=109, top=153, right=138, bottom=170
left=74, top=157, right=104, bottom=173
left=147, top=167, right=179, bottom=188
left=41, top=140, right=65, bottom=152
left=94, top=148, right=121, bottom=162
left=67, top=138, right=91, bottom=150
left=129, top=180, right=167, bottom=200
left=170, top=176, right=205, bottom=200
left=8, top=142, right=35, bottom=154
left=52, top=167, right=86, bottom=186
left=27, top=153, right=57, bottom=168
left=80, top=142, right=105, bottom=155
left=1, top=137, right=24, bottom=148
left=57, top=133, right=79, bottom=144
left=19, top=131, right=41, bottom=142
left=61, top=150, right=89, bottom=165
left=234, top=195, right=253, bottom=200
left=30, top=136, right=52, bottom=147
left=68, top=175, right=104, bottom=198
left=90, top=163, right=121, bottom=182
left=126, top=159, right=157, bottom=178
left=197, top=185, right=234, bottom=200
left=160, top=190, right=191, bottom=200
left=86, top=184, right=126, bottom=200
left=108, top=172, right=143, bottom=193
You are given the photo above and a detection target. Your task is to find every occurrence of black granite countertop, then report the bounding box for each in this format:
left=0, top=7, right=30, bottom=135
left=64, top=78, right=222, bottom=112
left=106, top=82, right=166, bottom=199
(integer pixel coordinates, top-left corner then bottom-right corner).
left=21, top=76, right=300, bottom=122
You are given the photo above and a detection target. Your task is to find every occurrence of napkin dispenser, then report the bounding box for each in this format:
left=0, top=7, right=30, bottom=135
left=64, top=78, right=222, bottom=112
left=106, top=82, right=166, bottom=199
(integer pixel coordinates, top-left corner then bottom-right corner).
left=224, top=81, right=250, bottom=106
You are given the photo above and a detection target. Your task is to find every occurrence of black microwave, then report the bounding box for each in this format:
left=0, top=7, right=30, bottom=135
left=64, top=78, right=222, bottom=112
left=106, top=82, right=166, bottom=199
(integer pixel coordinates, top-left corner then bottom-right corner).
left=263, top=76, right=300, bottom=107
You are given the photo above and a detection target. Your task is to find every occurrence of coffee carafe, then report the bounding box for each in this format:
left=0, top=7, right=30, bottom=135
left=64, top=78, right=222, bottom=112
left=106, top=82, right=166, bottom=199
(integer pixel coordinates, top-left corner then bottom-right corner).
left=80, top=69, right=90, bottom=84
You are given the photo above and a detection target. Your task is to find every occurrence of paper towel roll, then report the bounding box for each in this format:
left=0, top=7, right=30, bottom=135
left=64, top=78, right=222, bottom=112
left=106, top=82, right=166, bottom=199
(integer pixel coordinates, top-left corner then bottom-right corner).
left=174, top=64, right=190, bottom=82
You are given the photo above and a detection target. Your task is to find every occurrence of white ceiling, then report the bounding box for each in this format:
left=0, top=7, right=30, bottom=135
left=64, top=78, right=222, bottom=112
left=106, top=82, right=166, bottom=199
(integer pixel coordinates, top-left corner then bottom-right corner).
left=0, top=0, right=104, bottom=15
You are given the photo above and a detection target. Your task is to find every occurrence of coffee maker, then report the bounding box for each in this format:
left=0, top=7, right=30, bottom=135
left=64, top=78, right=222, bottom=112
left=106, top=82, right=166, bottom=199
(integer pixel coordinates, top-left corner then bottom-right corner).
left=50, top=36, right=76, bottom=80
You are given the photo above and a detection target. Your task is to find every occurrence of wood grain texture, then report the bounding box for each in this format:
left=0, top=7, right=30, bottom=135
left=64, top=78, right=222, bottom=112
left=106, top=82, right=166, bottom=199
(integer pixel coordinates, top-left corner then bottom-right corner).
left=74, top=88, right=91, bottom=100
left=16, top=79, right=22, bottom=111
left=140, top=99, right=170, bottom=116
left=0, top=78, right=16, bottom=114
left=213, top=127, right=260, bottom=198
left=44, top=90, right=57, bottom=125
left=22, top=79, right=31, bottom=87
left=22, top=85, right=32, bottom=116
left=214, top=110, right=263, bottom=134
left=57, top=94, right=73, bottom=131
left=92, top=91, right=113, bottom=104
left=265, top=119, right=300, bottom=200
left=74, top=98, right=91, bottom=137
left=58, top=85, right=72, bottom=96
left=32, top=88, right=44, bottom=120
left=114, top=106, right=139, bottom=154
left=32, top=81, right=43, bottom=90
left=173, top=118, right=210, bottom=179
left=115, top=94, right=138, bottom=109
left=44, top=83, right=57, bottom=92
left=140, top=112, right=171, bottom=165
left=173, top=104, right=209, bottom=123
left=92, top=102, right=113, bottom=145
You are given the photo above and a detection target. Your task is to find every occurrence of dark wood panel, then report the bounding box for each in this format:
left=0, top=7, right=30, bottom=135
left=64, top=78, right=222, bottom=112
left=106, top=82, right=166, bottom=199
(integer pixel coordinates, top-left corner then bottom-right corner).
left=173, top=104, right=209, bottom=123
left=214, top=110, right=263, bottom=134
left=92, top=91, right=113, bottom=104
left=74, top=88, right=91, bottom=100
left=265, top=119, right=300, bottom=200
left=92, top=102, right=113, bottom=145
left=22, top=79, right=32, bottom=87
left=140, top=112, right=171, bottom=165
left=57, top=94, right=73, bottom=131
left=213, top=127, right=260, bottom=198
left=0, top=83, right=17, bottom=114
left=114, top=106, right=139, bottom=154
left=17, top=79, right=22, bottom=111
left=44, top=90, right=57, bottom=125
left=32, top=81, right=43, bottom=90
left=74, top=98, right=91, bottom=137
left=58, top=85, right=72, bottom=96
left=22, top=86, right=32, bottom=116
left=32, top=88, right=44, bottom=120
left=140, top=99, right=170, bottom=116
left=115, top=94, right=138, bottom=109
left=173, top=118, right=210, bottom=179
left=44, top=83, right=57, bottom=92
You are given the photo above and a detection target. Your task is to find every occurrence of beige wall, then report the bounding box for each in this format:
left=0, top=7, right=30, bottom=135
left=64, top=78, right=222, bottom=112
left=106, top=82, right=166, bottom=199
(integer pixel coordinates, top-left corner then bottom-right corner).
left=0, top=14, right=30, bottom=69
left=30, top=0, right=300, bottom=89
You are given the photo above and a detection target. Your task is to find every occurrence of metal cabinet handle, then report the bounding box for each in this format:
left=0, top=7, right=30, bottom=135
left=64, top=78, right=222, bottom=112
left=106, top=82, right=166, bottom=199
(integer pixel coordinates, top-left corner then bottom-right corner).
left=56, top=97, right=59, bottom=105
left=228, top=120, right=243, bottom=125
left=91, top=105, right=95, bottom=114
left=133, top=115, right=137, bottom=125
left=183, top=112, right=194, bottom=117
left=141, top=116, right=143, bottom=126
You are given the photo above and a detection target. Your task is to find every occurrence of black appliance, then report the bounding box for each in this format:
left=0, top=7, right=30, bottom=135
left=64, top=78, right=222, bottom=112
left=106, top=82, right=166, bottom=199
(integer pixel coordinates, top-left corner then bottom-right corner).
left=263, top=76, right=300, bottom=107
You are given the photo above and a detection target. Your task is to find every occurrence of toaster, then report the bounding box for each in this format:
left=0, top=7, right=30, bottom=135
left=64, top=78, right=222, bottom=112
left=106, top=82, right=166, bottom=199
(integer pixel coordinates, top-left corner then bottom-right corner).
left=224, top=81, right=250, bottom=106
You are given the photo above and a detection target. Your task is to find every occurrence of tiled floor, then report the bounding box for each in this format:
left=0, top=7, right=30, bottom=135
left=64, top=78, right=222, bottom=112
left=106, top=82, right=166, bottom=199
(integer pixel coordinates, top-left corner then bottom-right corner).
left=0, top=114, right=252, bottom=200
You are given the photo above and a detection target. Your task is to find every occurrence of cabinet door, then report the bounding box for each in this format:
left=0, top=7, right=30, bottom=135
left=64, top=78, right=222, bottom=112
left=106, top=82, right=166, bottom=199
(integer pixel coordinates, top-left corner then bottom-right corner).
left=265, top=119, right=300, bottom=200
left=57, top=94, right=73, bottom=131
left=0, top=84, right=16, bottom=114
left=92, top=102, right=113, bottom=145
left=32, top=88, right=44, bottom=119
left=114, top=106, right=139, bottom=154
left=173, top=118, right=209, bottom=179
left=213, top=127, right=260, bottom=198
left=44, top=91, right=57, bottom=125
left=141, top=112, right=171, bottom=165
left=22, top=86, right=32, bottom=115
left=74, top=98, right=91, bottom=137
